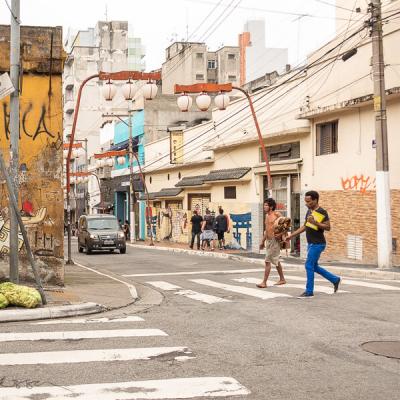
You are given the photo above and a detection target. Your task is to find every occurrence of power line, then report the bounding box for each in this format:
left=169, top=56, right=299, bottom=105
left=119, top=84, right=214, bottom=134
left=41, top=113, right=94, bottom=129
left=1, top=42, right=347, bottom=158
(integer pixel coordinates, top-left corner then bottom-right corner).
left=313, top=0, right=355, bottom=12
left=142, top=22, right=369, bottom=173
left=3, top=0, right=20, bottom=23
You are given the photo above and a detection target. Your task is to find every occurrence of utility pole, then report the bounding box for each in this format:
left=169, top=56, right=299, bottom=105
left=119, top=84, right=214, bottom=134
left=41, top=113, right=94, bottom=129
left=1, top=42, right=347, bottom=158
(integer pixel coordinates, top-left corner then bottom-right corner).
left=128, top=106, right=136, bottom=243
left=9, top=0, right=20, bottom=283
left=370, top=0, right=392, bottom=268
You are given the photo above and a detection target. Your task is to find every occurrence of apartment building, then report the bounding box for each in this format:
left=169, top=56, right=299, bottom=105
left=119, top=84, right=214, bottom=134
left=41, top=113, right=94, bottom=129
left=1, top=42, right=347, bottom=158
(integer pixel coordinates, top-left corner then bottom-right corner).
left=161, top=42, right=240, bottom=94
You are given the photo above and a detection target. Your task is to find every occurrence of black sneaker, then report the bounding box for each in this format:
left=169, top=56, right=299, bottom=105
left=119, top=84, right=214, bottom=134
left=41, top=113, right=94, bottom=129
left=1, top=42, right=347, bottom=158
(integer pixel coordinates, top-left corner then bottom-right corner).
left=298, top=292, right=314, bottom=298
left=333, top=278, right=341, bottom=293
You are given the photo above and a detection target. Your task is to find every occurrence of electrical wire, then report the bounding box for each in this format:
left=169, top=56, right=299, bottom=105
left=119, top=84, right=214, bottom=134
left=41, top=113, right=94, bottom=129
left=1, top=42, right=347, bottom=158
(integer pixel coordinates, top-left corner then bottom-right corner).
left=3, top=0, right=19, bottom=23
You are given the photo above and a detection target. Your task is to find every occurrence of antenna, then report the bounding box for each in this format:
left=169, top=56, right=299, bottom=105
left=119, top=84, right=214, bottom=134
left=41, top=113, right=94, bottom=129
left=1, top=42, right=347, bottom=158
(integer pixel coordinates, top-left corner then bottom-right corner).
left=105, top=4, right=108, bottom=21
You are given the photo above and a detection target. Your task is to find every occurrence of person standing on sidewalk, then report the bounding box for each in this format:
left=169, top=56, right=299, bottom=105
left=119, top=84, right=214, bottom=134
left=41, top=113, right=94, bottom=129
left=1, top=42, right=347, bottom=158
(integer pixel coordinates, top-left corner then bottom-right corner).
left=257, top=198, right=286, bottom=288
left=215, top=208, right=230, bottom=249
left=201, top=208, right=215, bottom=251
left=189, top=210, right=203, bottom=250
left=287, top=190, right=341, bottom=298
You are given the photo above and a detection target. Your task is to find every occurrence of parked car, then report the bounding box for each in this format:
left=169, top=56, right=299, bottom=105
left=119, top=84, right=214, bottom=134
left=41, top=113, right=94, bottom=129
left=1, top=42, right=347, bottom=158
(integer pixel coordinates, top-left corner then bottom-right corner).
left=78, top=214, right=126, bottom=254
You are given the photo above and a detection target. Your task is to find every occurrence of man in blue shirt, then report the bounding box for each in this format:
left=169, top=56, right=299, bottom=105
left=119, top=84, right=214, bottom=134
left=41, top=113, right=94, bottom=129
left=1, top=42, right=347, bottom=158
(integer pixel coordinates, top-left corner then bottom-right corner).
left=287, top=190, right=341, bottom=297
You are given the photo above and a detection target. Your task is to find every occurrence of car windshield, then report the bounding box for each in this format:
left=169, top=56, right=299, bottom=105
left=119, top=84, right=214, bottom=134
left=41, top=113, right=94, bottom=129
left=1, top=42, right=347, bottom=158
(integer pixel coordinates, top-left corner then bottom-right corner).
left=88, top=218, right=119, bottom=230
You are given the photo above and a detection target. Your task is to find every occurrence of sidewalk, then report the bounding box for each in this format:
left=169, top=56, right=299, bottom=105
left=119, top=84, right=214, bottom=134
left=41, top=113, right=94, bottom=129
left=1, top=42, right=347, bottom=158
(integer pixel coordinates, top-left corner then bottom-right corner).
left=128, top=240, right=400, bottom=281
left=0, top=261, right=137, bottom=323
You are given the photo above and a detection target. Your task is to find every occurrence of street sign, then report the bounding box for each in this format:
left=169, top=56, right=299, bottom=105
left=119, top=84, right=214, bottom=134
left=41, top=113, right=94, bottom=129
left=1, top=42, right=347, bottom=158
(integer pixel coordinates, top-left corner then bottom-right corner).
left=0, top=73, right=15, bottom=101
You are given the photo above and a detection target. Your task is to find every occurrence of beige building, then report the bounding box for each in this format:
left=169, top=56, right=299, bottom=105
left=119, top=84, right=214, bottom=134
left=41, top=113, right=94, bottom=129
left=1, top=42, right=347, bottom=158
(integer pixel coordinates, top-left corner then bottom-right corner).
left=141, top=2, right=400, bottom=267
left=162, top=42, right=240, bottom=94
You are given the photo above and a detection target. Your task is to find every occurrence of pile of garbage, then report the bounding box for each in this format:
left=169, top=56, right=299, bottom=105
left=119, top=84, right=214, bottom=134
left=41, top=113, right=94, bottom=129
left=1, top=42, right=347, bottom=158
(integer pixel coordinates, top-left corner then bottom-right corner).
left=0, top=282, right=41, bottom=309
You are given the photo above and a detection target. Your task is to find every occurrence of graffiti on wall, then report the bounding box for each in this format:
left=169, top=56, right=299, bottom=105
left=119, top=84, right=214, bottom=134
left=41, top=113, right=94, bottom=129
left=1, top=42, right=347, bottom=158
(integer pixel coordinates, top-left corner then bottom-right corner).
left=1, top=103, right=61, bottom=143
left=341, top=174, right=376, bottom=194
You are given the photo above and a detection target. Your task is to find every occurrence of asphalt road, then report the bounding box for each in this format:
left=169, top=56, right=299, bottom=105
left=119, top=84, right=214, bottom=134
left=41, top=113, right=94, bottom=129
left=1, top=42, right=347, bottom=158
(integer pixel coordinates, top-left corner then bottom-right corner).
left=0, top=244, right=399, bottom=399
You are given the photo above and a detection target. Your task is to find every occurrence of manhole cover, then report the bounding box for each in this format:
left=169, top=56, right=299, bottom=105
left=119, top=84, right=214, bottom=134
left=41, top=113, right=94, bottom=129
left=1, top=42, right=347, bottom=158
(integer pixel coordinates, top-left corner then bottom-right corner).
left=361, top=341, right=400, bottom=359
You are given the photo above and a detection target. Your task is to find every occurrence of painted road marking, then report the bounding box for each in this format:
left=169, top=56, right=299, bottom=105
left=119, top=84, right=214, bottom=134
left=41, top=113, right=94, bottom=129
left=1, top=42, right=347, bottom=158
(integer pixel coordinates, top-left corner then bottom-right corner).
left=32, top=316, right=145, bottom=325
left=279, top=275, right=400, bottom=291
left=0, top=329, right=168, bottom=342
left=146, top=281, right=183, bottom=291
left=0, top=377, right=250, bottom=399
left=124, top=268, right=264, bottom=277
left=74, top=261, right=138, bottom=299
left=190, top=279, right=291, bottom=299
left=175, top=289, right=231, bottom=304
left=232, top=277, right=348, bottom=294
left=0, top=347, right=192, bottom=366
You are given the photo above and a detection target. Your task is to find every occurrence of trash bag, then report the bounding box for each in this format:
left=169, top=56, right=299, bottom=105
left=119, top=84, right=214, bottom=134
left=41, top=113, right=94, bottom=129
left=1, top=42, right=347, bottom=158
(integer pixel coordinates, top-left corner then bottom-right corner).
left=0, top=282, right=41, bottom=308
left=229, top=237, right=242, bottom=250
left=0, top=293, right=8, bottom=309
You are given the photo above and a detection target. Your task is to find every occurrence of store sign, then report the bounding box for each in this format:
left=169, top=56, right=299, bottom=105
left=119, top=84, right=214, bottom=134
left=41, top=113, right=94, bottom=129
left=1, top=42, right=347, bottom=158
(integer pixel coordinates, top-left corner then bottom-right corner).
left=0, top=73, right=15, bottom=100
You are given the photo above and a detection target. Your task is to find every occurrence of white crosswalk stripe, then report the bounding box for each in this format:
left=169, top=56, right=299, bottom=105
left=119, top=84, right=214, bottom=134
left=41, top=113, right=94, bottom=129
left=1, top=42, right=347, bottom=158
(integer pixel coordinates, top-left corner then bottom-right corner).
left=0, top=347, right=192, bottom=366
left=279, top=274, right=400, bottom=291
left=0, top=315, right=250, bottom=399
left=146, top=281, right=183, bottom=291
left=31, top=316, right=145, bottom=325
left=0, top=329, right=168, bottom=342
left=0, top=377, right=250, bottom=399
left=233, top=277, right=348, bottom=294
left=124, top=268, right=264, bottom=277
left=147, top=281, right=231, bottom=304
left=190, top=279, right=292, bottom=299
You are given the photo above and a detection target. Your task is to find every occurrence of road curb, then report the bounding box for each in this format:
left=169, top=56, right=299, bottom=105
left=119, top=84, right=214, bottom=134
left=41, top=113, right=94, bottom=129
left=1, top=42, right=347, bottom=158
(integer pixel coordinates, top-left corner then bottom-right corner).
left=0, top=302, right=106, bottom=323
left=128, top=243, right=400, bottom=281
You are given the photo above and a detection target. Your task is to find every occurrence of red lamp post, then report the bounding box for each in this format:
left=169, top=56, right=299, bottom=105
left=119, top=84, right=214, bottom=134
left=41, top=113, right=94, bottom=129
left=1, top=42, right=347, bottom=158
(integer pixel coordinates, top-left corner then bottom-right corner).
left=66, top=71, right=160, bottom=264
left=174, top=83, right=272, bottom=195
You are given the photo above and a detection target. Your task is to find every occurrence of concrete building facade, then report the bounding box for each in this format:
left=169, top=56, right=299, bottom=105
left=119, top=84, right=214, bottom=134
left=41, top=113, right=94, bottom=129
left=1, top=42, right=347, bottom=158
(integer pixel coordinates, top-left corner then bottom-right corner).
left=239, top=20, right=288, bottom=85
left=139, top=4, right=400, bottom=267
left=161, top=42, right=240, bottom=94
left=0, top=25, right=65, bottom=284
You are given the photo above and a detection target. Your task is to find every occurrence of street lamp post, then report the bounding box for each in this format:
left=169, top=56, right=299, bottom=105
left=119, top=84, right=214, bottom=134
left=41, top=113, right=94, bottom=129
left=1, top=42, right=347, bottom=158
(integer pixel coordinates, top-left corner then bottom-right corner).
left=66, top=70, right=160, bottom=265
left=174, top=83, right=272, bottom=195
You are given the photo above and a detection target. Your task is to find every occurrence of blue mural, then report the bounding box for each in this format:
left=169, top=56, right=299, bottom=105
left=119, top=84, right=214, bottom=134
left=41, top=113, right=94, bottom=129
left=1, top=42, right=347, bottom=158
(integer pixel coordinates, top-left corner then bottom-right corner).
left=230, top=212, right=252, bottom=250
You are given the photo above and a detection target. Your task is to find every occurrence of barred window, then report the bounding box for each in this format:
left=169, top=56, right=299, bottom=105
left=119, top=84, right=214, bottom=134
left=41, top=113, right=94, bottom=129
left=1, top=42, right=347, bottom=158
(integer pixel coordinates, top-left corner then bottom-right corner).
left=316, top=121, right=338, bottom=155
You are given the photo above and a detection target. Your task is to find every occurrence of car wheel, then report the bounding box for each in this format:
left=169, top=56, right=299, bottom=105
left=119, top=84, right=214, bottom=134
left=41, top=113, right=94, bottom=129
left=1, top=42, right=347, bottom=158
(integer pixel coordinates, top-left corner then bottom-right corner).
left=109, top=249, right=114, bottom=253
left=120, top=247, right=126, bottom=254
left=78, top=245, right=83, bottom=253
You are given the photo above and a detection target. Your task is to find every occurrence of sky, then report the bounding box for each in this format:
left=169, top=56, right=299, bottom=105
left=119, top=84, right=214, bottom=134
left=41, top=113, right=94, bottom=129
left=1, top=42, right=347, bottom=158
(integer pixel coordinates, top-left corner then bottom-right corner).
left=0, top=0, right=351, bottom=71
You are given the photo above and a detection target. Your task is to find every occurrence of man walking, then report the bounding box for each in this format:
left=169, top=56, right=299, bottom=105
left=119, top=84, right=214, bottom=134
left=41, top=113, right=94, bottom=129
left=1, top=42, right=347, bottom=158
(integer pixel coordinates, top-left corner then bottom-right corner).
left=257, top=198, right=286, bottom=288
left=215, top=208, right=230, bottom=249
left=287, top=190, right=341, bottom=297
left=189, top=210, right=203, bottom=250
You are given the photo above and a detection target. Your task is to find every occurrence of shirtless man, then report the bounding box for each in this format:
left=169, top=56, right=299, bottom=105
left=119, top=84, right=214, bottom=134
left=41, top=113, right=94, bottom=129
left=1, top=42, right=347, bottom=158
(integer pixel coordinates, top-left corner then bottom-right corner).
left=257, top=198, right=286, bottom=288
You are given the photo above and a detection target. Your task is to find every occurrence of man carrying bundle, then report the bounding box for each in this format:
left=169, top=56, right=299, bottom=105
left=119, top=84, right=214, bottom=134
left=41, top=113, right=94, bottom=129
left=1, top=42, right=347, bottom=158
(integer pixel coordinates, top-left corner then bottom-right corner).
left=257, top=198, right=287, bottom=288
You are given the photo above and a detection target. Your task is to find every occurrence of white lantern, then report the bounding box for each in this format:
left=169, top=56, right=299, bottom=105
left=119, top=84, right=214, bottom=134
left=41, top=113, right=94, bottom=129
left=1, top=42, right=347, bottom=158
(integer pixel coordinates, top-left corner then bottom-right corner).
left=117, top=156, right=126, bottom=166
left=77, top=176, right=83, bottom=184
left=177, top=94, right=193, bottom=112
left=70, top=176, right=76, bottom=184
left=63, top=149, right=68, bottom=159
left=196, top=93, right=211, bottom=111
left=72, top=149, right=80, bottom=158
left=122, top=80, right=136, bottom=100
left=96, top=159, right=102, bottom=168
left=102, top=80, right=117, bottom=101
left=106, top=158, right=114, bottom=167
left=214, top=92, right=230, bottom=110
left=142, top=82, right=158, bottom=100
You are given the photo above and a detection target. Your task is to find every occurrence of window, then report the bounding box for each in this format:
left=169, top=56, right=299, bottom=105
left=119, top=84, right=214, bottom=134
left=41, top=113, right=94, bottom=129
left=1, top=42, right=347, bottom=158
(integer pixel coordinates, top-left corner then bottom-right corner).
left=224, top=186, right=236, bottom=199
left=259, top=142, right=300, bottom=163
left=228, top=53, right=236, bottom=60
left=207, top=60, right=216, bottom=69
left=195, top=74, right=204, bottom=80
left=149, top=177, right=152, bottom=184
left=316, top=121, right=338, bottom=155
left=178, top=172, right=181, bottom=179
left=228, top=75, right=237, bottom=81
left=196, top=53, right=203, bottom=59
left=167, top=173, right=170, bottom=180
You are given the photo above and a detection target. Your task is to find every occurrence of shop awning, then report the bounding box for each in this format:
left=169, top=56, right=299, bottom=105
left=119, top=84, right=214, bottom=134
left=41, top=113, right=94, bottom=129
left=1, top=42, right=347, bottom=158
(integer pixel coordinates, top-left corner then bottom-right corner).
left=175, top=175, right=207, bottom=187
left=203, top=167, right=251, bottom=182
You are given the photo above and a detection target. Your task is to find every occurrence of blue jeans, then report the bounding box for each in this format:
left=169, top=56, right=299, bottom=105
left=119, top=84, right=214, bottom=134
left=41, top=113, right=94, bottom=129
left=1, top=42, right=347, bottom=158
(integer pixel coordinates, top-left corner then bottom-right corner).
left=305, top=243, right=339, bottom=294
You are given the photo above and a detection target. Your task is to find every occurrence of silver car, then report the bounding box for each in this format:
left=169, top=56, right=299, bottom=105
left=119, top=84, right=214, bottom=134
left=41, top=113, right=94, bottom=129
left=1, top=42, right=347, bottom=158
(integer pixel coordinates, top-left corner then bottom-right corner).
left=78, top=215, right=126, bottom=254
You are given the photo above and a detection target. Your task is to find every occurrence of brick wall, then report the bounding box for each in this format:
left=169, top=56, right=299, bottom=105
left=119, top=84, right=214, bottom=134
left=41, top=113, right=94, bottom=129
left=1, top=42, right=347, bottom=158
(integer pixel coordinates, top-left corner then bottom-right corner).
left=318, top=190, right=400, bottom=266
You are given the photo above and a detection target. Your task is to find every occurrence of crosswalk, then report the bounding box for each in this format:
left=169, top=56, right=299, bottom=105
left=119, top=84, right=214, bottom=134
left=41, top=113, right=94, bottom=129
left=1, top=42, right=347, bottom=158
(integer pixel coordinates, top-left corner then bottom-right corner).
left=144, top=271, right=400, bottom=305
left=0, top=314, right=250, bottom=399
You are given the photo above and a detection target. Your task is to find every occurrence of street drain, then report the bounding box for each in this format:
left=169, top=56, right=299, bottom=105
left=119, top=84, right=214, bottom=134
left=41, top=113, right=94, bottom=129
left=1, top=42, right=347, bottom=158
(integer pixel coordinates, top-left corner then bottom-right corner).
left=361, top=341, right=400, bottom=359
